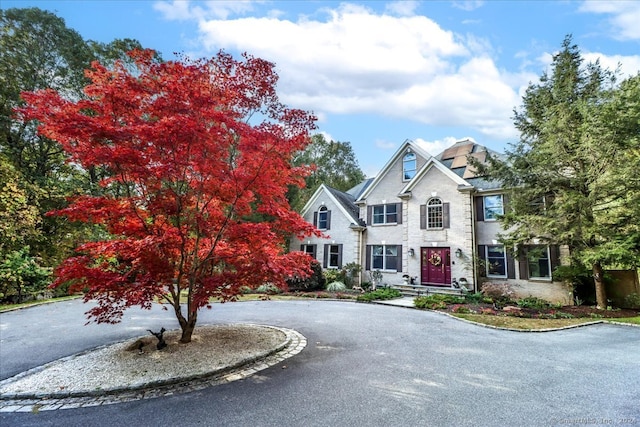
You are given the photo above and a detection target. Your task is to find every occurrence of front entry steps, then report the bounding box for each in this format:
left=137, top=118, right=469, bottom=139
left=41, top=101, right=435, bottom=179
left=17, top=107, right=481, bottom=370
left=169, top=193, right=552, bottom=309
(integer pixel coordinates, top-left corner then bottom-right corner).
left=392, top=284, right=463, bottom=298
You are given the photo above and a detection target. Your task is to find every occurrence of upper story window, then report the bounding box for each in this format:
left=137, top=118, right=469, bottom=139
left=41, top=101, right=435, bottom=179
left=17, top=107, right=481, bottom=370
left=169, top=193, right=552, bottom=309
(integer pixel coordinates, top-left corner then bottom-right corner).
left=483, top=195, right=504, bottom=221
left=315, top=206, right=330, bottom=230
left=403, top=152, right=416, bottom=181
left=427, top=198, right=443, bottom=229
left=371, top=204, right=398, bottom=225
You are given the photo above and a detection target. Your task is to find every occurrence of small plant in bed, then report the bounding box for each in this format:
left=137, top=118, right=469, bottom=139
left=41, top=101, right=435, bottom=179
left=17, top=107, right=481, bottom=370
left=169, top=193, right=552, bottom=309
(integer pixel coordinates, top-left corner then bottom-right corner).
left=357, top=287, right=402, bottom=302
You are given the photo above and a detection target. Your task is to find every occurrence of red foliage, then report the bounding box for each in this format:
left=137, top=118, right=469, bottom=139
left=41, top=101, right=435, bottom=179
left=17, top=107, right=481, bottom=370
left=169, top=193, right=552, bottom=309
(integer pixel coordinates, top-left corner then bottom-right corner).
left=17, top=49, right=319, bottom=340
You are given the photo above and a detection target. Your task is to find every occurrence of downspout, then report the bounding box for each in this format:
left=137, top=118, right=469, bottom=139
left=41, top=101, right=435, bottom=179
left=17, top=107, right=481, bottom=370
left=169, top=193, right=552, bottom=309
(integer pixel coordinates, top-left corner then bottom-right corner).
left=470, top=190, right=478, bottom=293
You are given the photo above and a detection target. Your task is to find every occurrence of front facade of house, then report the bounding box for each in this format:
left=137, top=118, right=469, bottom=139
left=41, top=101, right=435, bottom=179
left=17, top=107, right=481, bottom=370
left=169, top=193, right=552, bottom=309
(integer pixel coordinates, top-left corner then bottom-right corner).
left=291, top=139, right=573, bottom=304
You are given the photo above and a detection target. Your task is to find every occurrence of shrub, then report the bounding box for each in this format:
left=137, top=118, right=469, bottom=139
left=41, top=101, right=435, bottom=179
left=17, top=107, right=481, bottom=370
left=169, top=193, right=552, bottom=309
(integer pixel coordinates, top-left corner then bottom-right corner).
left=357, top=287, right=401, bottom=302
left=463, top=292, right=484, bottom=304
left=255, top=283, right=282, bottom=294
left=326, top=281, right=347, bottom=292
left=451, top=304, right=471, bottom=314
left=342, top=262, right=362, bottom=288
left=623, top=293, right=640, bottom=309
left=480, top=282, right=515, bottom=302
left=286, top=260, right=325, bottom=292
left=516, top=296, right=551, bottom=309
left=414, top=294, right=464, bottom=309
left=0, top=247, right=52, bottom=303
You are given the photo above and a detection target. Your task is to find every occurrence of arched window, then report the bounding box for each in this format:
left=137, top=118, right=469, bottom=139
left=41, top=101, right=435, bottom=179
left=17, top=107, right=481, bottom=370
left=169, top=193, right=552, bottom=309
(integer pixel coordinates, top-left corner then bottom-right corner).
left=403, top=152, right=416, bottom=180
left=427, top=198, right=443, bottom=229
left=317, top=206, right=329, bottom=230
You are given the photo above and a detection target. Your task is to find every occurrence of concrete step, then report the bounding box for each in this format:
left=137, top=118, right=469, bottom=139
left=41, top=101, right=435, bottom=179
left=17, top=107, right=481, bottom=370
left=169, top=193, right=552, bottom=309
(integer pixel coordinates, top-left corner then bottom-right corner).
left=392, top=284, right=463, bottom=297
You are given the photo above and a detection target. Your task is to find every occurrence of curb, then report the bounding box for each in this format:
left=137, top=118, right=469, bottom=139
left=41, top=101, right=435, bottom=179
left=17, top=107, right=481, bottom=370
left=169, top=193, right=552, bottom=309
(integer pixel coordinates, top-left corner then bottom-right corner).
left=372, top=298, right=640, bottom=332
left=0, top=324, right=307, bottom=412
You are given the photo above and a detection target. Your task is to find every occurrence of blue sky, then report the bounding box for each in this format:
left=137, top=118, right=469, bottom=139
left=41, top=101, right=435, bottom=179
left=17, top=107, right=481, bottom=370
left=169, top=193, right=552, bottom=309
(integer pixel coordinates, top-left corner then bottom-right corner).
left=4, top=1, right=640, bottom=177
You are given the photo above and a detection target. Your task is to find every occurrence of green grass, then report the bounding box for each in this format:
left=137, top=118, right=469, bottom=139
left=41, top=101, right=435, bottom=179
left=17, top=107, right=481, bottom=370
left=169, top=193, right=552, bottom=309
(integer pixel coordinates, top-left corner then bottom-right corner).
left=0, top=294, right=81, bottom=312
left=607, top=316, right=640, bottom=325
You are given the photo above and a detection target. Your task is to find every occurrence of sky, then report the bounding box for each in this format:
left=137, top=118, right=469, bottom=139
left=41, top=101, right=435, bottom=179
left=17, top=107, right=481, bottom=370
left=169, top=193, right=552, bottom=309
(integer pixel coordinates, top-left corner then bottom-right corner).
left=3, top=0, right=640, bottom=177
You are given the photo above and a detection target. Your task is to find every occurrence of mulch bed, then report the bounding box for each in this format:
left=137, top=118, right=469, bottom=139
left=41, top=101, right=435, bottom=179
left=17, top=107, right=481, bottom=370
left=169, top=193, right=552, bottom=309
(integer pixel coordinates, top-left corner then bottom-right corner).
left=438, top=302, right=639, bottom=319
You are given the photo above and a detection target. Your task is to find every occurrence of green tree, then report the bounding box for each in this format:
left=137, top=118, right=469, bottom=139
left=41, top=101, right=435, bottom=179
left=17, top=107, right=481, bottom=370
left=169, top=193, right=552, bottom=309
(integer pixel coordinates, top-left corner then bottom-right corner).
left=477, top=36, right=639, bottom=308
left=290, top=134, right=366, bottom=209
left=1, top=7, right=161, bottom=266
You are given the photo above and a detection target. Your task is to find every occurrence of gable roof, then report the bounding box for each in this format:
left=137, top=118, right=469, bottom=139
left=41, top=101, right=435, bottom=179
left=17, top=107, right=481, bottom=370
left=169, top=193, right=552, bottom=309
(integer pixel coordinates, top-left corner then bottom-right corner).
left=301, top=184, right=364, bottom=226
left=400, top=155, right=471, bottom=195
left=356, top=139, right=432, bottom=202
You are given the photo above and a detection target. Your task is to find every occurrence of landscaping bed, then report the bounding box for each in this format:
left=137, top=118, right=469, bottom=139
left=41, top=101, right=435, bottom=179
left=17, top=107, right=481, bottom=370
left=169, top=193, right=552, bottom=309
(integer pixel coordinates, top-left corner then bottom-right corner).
left=414, top=294, right=639, bottom=320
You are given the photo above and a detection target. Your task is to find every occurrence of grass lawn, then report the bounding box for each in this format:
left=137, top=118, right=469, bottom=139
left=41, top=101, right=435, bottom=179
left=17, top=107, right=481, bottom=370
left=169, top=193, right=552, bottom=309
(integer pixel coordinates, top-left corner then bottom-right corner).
left=0, top=295, right=81, bottom=312
left=607, top=316, right=640, bottom=326
left=451, top=313, right=601, bottom=330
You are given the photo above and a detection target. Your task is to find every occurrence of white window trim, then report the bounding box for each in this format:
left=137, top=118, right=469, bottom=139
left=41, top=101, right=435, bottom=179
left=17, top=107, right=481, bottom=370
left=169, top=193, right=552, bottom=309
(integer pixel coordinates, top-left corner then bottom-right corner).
left=317, top=206, right=328, bottom=230
left=483, top=195, right=504, bottom=222
left=403, top=153, right=417, bottom=182
left=372, top=245, right=399, bottom=272
left=372, top=204, right=398, bottom=225
left=427, top=197, right=443, bottom=229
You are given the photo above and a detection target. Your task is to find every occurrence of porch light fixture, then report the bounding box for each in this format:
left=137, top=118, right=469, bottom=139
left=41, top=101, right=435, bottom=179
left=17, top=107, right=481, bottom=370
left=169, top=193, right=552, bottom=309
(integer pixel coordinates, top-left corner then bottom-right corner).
left=408, top=248, right=415, bottom=257
left=455, top=248, right=463, bottom=258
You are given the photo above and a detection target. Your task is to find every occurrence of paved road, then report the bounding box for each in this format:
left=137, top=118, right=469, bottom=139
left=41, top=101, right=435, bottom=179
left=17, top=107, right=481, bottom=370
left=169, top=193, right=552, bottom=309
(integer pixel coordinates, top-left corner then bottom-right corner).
left=1, top=299, right=639, bottom=426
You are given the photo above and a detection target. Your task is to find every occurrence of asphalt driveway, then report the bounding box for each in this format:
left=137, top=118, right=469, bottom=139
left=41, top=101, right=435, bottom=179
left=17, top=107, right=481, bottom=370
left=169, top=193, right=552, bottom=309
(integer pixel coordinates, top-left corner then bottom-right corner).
left=1, top=299, right=639, bottom=426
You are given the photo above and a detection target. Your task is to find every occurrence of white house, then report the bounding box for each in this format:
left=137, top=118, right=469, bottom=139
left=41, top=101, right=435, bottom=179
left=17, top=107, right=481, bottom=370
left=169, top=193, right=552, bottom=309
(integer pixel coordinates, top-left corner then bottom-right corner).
left=290, top=138, right=573, bottom=304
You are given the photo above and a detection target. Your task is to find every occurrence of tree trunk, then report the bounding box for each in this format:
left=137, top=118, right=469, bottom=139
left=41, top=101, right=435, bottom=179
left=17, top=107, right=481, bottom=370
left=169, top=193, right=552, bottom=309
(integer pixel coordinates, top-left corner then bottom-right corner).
left=179, top=310, right=198, bottom=343
left=593, top=261, right=607, bottom=309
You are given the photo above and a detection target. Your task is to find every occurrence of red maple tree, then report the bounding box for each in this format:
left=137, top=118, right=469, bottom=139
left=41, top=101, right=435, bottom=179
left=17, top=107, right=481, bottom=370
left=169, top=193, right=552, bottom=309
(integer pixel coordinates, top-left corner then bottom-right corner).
left=18, top=50, right=319, bottom=342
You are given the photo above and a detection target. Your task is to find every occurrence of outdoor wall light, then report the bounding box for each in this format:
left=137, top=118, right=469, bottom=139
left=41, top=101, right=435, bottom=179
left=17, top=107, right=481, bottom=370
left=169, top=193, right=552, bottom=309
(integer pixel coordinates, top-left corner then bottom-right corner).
left=408, top=248, right=415, bottom=257
left=455, top=248, right=463, bottom=258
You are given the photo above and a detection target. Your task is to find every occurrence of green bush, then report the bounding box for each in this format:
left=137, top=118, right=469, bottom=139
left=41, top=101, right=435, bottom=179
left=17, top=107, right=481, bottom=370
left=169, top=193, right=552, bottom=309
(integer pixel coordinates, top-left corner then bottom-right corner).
left=516, top=296, right=551, bottom=309
left=255, top=283, right=282, bottom=294
left=326, top=281, right=347, bottom=292
left=323, top=268, right=343, bottom=284
left=286, top=260, right=325, bottom=291
left=623, top=293, right=640, bottom=309
left=463, top=292, right=484, bottom=303
left=357, top=287, right=401, bottom=302
left=414, top=294, right=465, bottom=309
left=0, top=247, right=51, bottom=303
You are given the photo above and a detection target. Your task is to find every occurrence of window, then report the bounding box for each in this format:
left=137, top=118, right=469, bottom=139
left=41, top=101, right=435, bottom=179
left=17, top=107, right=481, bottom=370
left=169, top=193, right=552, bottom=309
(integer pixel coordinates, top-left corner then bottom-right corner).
left=317, top=206, right=329, bottom=230
left=483, top=195, right=504, bottom=220
left=371, top=245, right=399, bottom=271
left=403, top=152, right=417, bottom=180
left=300, top=244, right=317, bottom=259
left=527, top=245, right=551, bottom=279
left=327, top=245, right=341, bottom=268
left=427, top=198, right=443, bottom=229
left=485, top=245, right=507, bottom=277
left=371, top=204, right=399, bottom=225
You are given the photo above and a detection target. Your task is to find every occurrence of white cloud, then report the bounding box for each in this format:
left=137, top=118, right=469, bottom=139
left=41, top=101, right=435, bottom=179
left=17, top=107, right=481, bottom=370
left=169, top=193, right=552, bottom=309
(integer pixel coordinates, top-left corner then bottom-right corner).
left=190, top=4, right=525, bottom=141
left=384, top=1, right=420, bottom=17
left=414, top=137, right=458, bottom=156
left=154, top=0, right=259, bottom=21
left=579, top=1, right=640, bottom=41
left=452, top=1, right=485, bottom=12
left=583, top=52, right=640, bottom=79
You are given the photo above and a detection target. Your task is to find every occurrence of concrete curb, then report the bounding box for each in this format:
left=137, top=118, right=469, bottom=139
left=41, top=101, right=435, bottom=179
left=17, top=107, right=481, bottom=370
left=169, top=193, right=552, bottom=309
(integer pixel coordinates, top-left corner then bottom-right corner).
left=372, top=298, right=640, bottom=332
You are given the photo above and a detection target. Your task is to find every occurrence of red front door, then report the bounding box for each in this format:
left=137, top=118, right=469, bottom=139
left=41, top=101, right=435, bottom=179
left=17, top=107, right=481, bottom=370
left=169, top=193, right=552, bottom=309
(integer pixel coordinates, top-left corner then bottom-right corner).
left=421, top=247, right=451, bottom=286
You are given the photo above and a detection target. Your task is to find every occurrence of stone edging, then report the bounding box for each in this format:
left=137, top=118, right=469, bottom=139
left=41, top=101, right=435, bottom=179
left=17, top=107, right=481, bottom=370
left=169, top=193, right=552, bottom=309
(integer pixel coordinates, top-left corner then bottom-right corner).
left=0, top=325, right=306, bottom=413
